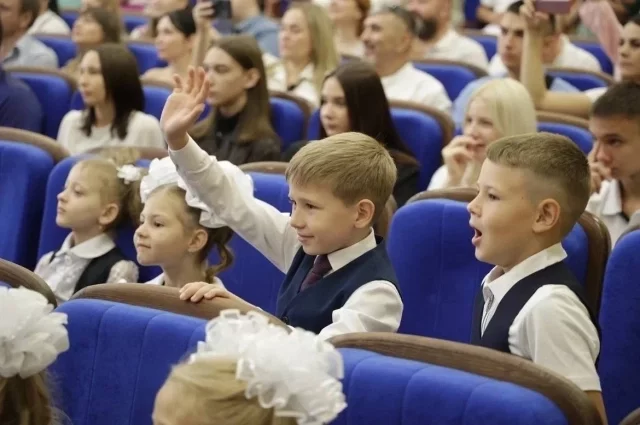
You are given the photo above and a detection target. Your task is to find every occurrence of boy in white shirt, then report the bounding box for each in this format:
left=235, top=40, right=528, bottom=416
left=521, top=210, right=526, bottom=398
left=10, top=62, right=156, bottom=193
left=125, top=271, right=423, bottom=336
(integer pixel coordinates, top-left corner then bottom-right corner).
left=161, top=68, right=403, bottom=340
left=467, top=132, right=607, bottom=423
left=587, top=82, right=640, bottom=246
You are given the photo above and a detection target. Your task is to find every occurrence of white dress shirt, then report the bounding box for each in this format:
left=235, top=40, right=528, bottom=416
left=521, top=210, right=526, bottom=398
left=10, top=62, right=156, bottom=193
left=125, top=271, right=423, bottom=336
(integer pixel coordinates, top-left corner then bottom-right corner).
left=480, top=243, right=601, bottom=391
left=488, top=35, right=601, bottom=76
left=145, top=273, right=225, bottom=288
left=421, top=28, right=489, bottom=70
left=28, top=10, right=71, bottom=35
left=170, top=137, right=403, bottom=340
left=267, top=63, right=319, bottom=107
left=586, top=179, right=640, bottom=246
left=381, top=62, right=452, bottom=113
left=34, top=234, right=139, bottom=304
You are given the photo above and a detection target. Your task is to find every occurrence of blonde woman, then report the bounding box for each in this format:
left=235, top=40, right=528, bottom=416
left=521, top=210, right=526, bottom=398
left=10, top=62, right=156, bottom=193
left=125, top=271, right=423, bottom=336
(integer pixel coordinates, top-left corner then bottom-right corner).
left=428, top=78, right=537, bottom=190
left=268, top=3, right=339, bottom=106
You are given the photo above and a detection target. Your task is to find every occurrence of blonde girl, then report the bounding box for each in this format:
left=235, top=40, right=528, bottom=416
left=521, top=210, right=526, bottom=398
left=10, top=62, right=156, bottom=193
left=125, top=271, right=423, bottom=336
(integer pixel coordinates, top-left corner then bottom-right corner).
left=0, top=287, right=69, bottom=425
left=135, top=157, right=249, bottom=288
left=428, top=78, right=538, bottom=190
left=269, top=3, right=340, bottom=106
left=152, top=310, right=346, bottom=425
left=34, top=158, right=143, bottom=304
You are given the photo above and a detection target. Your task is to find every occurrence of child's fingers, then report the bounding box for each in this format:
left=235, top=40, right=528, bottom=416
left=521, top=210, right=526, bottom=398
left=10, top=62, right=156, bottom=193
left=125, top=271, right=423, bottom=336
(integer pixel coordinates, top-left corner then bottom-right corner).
left=203, top=288, right=230, bottom=300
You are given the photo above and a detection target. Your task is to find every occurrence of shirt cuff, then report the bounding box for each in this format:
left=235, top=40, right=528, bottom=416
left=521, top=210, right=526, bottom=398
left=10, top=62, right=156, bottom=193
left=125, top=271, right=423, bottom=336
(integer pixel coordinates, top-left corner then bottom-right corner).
left=168, top=136, right=209, bottom=171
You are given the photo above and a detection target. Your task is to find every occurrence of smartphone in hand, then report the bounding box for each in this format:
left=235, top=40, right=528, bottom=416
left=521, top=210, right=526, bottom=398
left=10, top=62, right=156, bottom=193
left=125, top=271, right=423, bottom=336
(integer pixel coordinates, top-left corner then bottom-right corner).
left=214, top=0, right=232, bottom=19
left=535, top=0, right=572, bottom=14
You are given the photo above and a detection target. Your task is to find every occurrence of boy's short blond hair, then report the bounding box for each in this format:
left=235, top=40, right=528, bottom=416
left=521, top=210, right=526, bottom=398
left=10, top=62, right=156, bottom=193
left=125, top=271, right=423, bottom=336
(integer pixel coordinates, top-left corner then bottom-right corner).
left=285, top=132, right=397, bottom=223
left=486, top=132, right=590, bottom=235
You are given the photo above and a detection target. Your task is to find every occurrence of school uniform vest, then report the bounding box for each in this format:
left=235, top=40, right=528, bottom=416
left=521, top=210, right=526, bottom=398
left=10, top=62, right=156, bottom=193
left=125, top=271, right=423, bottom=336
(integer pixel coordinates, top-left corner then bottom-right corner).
left=50, top=247, right=127, bottom=294
left=470, top=262, right=600, bottom=354
left=276, top=237, right=399, bottom=334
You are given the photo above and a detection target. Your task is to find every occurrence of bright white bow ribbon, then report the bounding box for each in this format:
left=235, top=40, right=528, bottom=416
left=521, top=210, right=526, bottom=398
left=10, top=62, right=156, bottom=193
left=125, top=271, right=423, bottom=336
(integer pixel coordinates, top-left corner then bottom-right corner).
left=139, top=157, right=254, bottom=229
left=0, top=287, right=69, bottom=378
left=192, top=310, right=347, bottom=425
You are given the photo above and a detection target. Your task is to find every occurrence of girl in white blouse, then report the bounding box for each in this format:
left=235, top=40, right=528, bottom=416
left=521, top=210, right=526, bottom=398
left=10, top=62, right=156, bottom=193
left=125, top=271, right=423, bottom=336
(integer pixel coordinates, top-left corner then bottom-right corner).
left=57, top=44, right=165, bottom=155
left=135, top=157, right=243, bottom=289
left=34, top=158, right=142, bottom=304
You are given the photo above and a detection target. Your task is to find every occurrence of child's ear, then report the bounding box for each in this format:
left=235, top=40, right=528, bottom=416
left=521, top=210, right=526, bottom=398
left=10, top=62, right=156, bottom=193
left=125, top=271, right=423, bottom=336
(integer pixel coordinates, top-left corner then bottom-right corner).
left=354, top=199, right=376, bottom=229
left=532, top=198, right=561, bottom=234
left=98, top=203, right=120, bottom=228
left=187, top=228, right=209, bottom=254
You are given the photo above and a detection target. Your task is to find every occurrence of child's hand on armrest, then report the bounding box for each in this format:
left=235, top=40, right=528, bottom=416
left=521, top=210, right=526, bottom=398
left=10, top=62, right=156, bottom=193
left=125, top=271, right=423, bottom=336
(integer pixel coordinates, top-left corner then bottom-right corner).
left=160, top=67, right=210, bottom=150
left=179, top=281, right=236, bottom=303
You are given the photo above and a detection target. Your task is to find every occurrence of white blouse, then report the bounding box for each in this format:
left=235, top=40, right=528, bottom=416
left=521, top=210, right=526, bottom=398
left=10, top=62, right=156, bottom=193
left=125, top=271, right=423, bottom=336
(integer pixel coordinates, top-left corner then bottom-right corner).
left=28, top=10, right=71, bottom=35
left=57, top=110, right=165, bottom=155
left=34, top=234, right=139, bottom=304
left=268, top=63, right=319, bottom=107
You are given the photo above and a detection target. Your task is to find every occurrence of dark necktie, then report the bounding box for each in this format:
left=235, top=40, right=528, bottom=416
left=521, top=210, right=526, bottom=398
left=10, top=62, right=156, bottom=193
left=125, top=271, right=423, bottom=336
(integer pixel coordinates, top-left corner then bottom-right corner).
left=300, top=255, right=332, bottom=292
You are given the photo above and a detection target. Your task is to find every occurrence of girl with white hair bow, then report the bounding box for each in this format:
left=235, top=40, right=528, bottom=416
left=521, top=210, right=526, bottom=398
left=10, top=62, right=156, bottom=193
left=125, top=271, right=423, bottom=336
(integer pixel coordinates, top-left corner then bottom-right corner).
left=0, top=287, right=69, bottom=425
left=135, top=156, right=253, bottom=288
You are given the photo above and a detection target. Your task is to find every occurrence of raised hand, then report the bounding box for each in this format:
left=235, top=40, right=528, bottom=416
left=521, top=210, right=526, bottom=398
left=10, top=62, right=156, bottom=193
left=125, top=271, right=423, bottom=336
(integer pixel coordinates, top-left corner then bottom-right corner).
left=442, top=136, right=475, bottom=186
left=520, top=0, right=552, bottom=31
left=160, top=67, right=210, bottom=150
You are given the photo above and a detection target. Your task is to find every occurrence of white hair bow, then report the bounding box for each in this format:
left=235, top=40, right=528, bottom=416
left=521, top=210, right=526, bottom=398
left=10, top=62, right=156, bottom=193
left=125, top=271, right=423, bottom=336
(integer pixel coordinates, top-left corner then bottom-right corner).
left=192, top=310, right=347, bottom=425
left=139, top=157, right=254, bottom=229
left=0, top=287, right=69, bottom=378
left=117, top=164, right=144, bottom=185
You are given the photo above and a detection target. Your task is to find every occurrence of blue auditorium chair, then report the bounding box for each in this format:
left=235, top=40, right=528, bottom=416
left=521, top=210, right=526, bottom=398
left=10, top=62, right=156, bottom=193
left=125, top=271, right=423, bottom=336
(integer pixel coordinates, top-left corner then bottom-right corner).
left=309, top=104, right=454, bottom=191
left=38, top=156, right=160, bottom=282
left=123, top=13, right=148, bottom=33
left=598, top=229, right=640, bottom=425
left=463, top=30, right=497, bottom=61
left=547, top=67, right=614, bottom=91
left=34, top=35, right=77, bottom=67
left=412, top=59, right=488, bottom=100
left=127, top=42, right=167, bottom=74
left=537, top=112, right=593, bottom=155
left=571, top=38, right=614, bottom=75
left=9, top=68, right=75, bottom=138
left=0, top=142, right=55, bottom=268
left=60, top=9, right=79, bottom=29
left=70, top=85, right=170, bottom=120
left=216, top=172, right=290, bottom=313
left=269, top=93, right=309, bottom=151
left=387, top=191, right=609, bottom=340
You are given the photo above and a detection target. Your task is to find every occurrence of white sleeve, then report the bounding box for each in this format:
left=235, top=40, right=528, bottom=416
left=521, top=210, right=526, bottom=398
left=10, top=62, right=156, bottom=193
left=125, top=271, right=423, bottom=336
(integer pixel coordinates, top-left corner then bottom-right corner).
left=57, top=111, right=77, bottom=152
left=317, top=281, right=403, bottom=340
left=510, top=285, right=601, bottom=391
left=170, top=137, right=300, bottom=272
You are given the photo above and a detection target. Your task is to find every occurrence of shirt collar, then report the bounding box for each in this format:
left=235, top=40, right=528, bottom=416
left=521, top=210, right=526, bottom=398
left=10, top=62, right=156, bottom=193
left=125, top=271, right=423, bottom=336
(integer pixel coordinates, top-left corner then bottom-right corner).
left=57, top=233, right=116, bottom=259
left=598, top=180, right=623, bottom=216
left=381, top=62, right=413, bottom=84
left=431, top=28, right=457, bottom=53
left=482, top=243, right=567, bottom=305
left=299, top=63, right=314, bottom=81
left=326, top=229, right=377, bottom=272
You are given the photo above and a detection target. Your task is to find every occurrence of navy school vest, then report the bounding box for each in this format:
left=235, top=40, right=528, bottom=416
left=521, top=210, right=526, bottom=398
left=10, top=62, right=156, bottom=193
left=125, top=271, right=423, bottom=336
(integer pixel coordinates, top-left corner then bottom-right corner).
left=470, top=261, right=600, bottom=355
left=50, top=247, right=128, bottom=294
left=276, top=237, right=400, bottom=334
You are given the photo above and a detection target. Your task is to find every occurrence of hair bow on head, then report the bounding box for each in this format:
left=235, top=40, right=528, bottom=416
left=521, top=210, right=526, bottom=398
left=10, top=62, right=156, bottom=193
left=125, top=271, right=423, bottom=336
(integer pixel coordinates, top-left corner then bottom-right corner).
left=117, top=164, right=143, bottom=185
left=192, top=310, right=347, bottom=425
left=0, top=287, right=69, bottom=379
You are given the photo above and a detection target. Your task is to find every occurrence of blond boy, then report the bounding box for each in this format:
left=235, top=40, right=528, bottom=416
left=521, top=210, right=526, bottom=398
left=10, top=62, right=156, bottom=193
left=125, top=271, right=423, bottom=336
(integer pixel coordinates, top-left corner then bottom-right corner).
left=160, top=68, right=403, bottom=340
left=467, top=133, right=606, bottom=422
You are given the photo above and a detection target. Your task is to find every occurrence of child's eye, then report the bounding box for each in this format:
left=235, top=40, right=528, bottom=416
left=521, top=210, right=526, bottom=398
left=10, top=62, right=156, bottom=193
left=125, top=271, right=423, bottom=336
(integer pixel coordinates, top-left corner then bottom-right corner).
left=153, top=221, right=164, bottom=228
left=73, top=189, right=83, bottom=196
left=488, top=193, right=499, bottom=201
left=305, top=203, right=316, bottom=209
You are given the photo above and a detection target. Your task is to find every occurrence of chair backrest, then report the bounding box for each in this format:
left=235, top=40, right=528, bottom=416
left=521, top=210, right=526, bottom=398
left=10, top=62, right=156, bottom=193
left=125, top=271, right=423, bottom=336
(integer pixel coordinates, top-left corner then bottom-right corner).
left=7, top=67, right=76, bottom=138
left=0, top=127, right=69, bottom=162
left=0, top=258, right=57, bottom=306
left=536, top=111, right=593, bottom=155
left=412, top=59, right=488, bottom=100
left=33, top=34, right=77, bottom=68
left=50, top=299, right=206, bottom=425
left=70, top=85, right=170, bottom=119
left=239, top=161, right=288, bottom=174
left=335, top=347, right=574, bottom=425
left=269, top=91, right=311, bottom=151
left=127, top=41, right=167, bottom=74
left=462, top=30, right=497, bottom=60
left=0, top=141, right=55, bottom=268
left=60, top=8, right=79, bottom=29
left=569, top=37, right=614, bottom=75
left=123, top=12, right=148, bottom=33
left=72, top=283, right=288, bottom=327
left=38, top=156, right=161, bottom=282
left=388, top=189, right=608, bottom=340
left=332, top=333, right=602, bottom=425
left=546, top=67, right=615, bottom=91
left=598, top=229, right=640, bottom=425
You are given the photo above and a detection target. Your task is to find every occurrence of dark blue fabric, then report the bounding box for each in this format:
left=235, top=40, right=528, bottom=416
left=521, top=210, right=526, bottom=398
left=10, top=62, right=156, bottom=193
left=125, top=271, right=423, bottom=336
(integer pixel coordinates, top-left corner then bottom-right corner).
left=413, top=62, right=480, bottom=100
left=70, top=86, right=170, bottom=120
left=463, top=34, right=497, bottom=60
left=598, top=230, right=640, bottom=425
left=276, top=239, right=398, bottom=333
left=127, top=42, right=167, bottom=73
left=546, top=69, right=610, bottom=91
left=10, top=70, right=74, bottom=138
left=571, top=40, right=614, bottom=75
left=35, top=35, right=77, bottom=67
left=0, top=69, right=43, bottom=133
left=50, top=300, right=206, bottom=425
left=0, top=142, right=53, bottom=268
left=270, top=97, right=306, bottom=151
left=216, top=172, right=289, bottom=313
left=124, top=16, right=149, bottom=33
left=387, top=199, right=590, bottom=341
left=38, top=156, right=160, bottom=282
left=538, top=122, right=593, bottom=155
